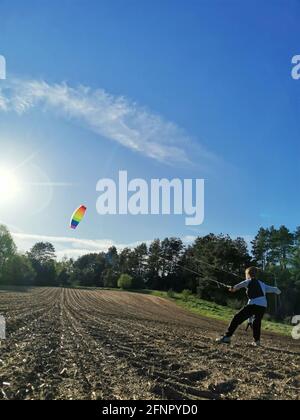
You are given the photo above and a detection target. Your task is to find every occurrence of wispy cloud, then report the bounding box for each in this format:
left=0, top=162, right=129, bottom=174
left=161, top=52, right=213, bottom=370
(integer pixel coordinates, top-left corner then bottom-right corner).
left=25, top=182, right=76, bottom=187
left=0, top=79, right=217, bottom=165
left=12, top=232, right=123, bottom=256
left=11, top=232, right=197, bottom=260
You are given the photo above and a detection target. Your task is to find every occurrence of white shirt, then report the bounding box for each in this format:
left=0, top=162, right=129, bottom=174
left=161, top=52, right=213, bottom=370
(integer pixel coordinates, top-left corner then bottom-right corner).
left=233, top=279, right=281, bottom=308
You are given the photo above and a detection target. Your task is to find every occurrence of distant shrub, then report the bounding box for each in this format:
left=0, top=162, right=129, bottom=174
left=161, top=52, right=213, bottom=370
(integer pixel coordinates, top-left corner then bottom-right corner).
left=167, top=289, right=175, bottom=298
left=264, top=313, right=272, bottom=322
left=118, top=274, right=133, bottom=290
left=226, top=299, right=243, bottom=310
left=182, top=289, right=192, bottom=302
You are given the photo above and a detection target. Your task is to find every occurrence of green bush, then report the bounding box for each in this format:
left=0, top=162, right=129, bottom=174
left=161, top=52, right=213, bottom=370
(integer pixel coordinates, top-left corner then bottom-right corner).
left=182, top=289, right=192, bottom=302
left=167, top=289, right=175, bottom=298
left=118, top=274, right=133, bottom=290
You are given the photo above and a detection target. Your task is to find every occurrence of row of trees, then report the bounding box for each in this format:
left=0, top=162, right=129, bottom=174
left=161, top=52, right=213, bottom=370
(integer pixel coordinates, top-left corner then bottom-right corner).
left=1, top=224, right=300, bottom=318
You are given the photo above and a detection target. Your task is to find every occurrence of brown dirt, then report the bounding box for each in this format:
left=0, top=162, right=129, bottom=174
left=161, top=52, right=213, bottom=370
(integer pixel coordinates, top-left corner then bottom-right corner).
left=0, top=287, right=299, bottom=400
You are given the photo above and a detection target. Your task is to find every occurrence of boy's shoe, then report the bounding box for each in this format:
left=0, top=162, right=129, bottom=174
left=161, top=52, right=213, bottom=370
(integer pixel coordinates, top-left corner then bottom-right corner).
left=216, top=336, right=231, bottom=345
left=251, top=341, right=261, bottom=347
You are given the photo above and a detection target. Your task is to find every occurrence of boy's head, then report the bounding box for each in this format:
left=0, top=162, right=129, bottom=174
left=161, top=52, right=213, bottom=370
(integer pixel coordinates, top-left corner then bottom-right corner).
left=245, top=266, right=258, bottom=280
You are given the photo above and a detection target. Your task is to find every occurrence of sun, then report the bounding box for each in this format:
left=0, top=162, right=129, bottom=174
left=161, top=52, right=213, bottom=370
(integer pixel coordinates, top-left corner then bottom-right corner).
left=0, top=168, right=20, bottom=202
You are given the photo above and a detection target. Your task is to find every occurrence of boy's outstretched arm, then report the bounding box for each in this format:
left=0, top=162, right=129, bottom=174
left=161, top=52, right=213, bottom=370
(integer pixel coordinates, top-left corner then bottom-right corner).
left=229, top=280, right=250, bottom=293
left=265, top=284, right=281, bottom=295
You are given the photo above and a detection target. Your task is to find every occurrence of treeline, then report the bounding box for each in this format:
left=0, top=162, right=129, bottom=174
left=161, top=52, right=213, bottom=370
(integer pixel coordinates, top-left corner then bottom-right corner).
left=0, top=224, right=300, bottom=318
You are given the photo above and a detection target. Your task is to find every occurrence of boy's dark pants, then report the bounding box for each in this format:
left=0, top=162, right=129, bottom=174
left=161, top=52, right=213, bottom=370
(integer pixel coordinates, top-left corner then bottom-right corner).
left=226, top=305, right=266, bottom=342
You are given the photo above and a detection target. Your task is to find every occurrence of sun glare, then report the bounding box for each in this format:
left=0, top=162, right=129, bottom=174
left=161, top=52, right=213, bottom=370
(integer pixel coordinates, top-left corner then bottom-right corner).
left=0, top=168, right=20, bottom=202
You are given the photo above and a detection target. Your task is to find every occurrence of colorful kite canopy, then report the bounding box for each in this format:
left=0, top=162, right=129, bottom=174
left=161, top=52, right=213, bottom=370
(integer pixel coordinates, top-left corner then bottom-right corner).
left=70, top=205, right=87, bottom=230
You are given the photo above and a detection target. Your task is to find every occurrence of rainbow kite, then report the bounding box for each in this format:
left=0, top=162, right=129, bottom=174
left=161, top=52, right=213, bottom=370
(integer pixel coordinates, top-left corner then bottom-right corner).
left=70, top=205, right=87, bottom=230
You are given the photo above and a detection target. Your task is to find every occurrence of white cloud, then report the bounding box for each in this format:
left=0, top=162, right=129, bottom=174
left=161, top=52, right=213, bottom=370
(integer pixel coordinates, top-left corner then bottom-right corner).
left=12, top=232, right=149, bottom=260
left=0, top=79, right=216, bottom=165
left=12, top=232, right=124, bottom=258
left=11, top=232, right=197, bottom=260
left=55, top=248, right=106, bottom=260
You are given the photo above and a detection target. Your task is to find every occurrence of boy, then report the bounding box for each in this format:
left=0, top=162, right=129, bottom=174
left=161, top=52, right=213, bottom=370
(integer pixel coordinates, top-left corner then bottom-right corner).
left=217, top=267, right=281, bottom=347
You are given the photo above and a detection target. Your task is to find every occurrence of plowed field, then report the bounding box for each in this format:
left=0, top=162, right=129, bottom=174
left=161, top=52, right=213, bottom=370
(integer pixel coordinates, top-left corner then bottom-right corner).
left=0, top=288, right=299, bottom=400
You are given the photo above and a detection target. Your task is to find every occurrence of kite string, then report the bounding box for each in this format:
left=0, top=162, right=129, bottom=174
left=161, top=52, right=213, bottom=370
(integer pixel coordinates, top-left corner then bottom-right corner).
left=158, top=255, right=231, bottom=289
left=158, top=251, right=280, bottom=298
left=189, top=255, right=244, bottom=280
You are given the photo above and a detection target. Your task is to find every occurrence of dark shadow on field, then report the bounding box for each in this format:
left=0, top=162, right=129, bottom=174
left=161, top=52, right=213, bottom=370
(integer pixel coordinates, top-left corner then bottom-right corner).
left=67, top=286, right=155, bottom=295
left=0, top=285, right=32, bottom=293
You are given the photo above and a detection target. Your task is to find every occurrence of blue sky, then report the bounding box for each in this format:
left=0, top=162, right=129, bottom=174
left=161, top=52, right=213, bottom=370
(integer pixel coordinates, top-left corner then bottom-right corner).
left=0, top=0, right=299, bottom=258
